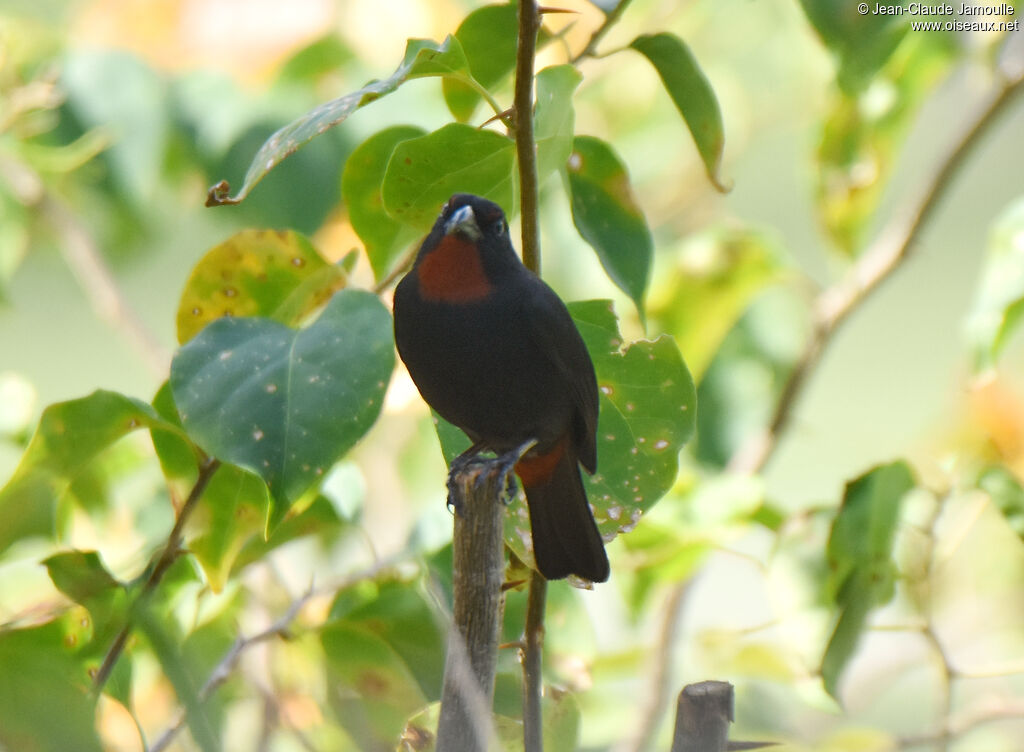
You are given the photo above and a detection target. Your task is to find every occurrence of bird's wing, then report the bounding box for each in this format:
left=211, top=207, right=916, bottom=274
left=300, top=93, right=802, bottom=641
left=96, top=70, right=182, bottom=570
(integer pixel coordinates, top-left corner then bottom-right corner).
left=521, top=274, right=599, bottom=473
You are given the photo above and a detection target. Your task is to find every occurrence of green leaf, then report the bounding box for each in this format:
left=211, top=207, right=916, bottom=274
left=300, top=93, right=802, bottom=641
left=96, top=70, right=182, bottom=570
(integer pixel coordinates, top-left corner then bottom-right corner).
left=649, top=227, right=788, bottom=380
left=797, top=0, right=910, bottom=94
left=443, top=3, right=520, bottom=122
left=534, top=65, right=581, bottom=183
left=0, top=621, right=103, bottom=752
left=187, top=463, right=271, bottom=592
left=822, top=461, right=915, bottom=698
left=42, top=550, right=132, bottom=704
left=966, top=196, right=1024, bottom=373
left=321, top=622, right=428, bottom=749
left=150, top=381, right=203, bottom=502
left=342, top=125, right=426, bottom=281
left=382, top=122, right=516, bottom=230
left=816, top=33, right=955, bottom=254
left=170, top=290, right=394, bottom=527
left=231, top=492, right=344, bottom=572
left=176, top=229, right=347, bottom=344
left=567, top=136, right=652, bottom=320
left=210, top=36, right=473, bottom=205
left=0, top=390, right=182, bottom=554
left=569, top=301, right=695, bottom=534
left=328, top=578, right=445, bottom=700
left=43, top=549, right=120, bottom=605
left=629, top=33, right=727, bottom=191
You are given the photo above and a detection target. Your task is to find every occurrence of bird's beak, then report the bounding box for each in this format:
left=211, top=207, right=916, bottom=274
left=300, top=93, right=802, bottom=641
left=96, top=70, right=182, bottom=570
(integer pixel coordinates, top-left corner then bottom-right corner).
left=444, top=204, right=482, bottom=241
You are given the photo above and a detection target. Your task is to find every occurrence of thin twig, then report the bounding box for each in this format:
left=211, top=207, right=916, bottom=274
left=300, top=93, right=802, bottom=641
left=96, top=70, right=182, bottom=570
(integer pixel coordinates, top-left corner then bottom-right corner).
left=513, top=2, right=551, bottom=749
left=515, top=0, right=542, bottom=274
left=149, top=587, right=315, bottom=752
left=93, top=457, right=221, bottom=692
left=570, top=0, right=636, bottom=64
left=728, top=70, right=1024, bottom=476
left=522, top=569, right=548, bottom=752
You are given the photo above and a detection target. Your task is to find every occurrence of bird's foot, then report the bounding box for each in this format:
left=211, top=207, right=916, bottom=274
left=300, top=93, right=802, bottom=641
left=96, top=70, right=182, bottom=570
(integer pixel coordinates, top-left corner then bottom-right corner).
left=447, top=443, right=481, bottom=514
left=482, top=439, right=537, bottom=506
left=446, top=439, right=537, bottom=512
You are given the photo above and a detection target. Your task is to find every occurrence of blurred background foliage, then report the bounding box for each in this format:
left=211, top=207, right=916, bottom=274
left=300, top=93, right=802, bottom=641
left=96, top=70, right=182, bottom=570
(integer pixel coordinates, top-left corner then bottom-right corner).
left=2, top=0, right=1024, bottom=750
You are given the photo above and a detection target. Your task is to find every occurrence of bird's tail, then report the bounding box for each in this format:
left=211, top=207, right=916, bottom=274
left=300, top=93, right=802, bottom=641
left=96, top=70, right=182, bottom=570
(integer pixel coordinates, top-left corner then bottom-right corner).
left=516, top=440, right=609, bottom=583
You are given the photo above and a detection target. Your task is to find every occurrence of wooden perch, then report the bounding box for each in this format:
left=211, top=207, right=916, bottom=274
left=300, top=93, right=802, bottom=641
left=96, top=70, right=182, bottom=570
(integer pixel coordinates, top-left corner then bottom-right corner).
left=435, top=460, right=510, bottom=752
left=670, top=681, right=776, bottom=752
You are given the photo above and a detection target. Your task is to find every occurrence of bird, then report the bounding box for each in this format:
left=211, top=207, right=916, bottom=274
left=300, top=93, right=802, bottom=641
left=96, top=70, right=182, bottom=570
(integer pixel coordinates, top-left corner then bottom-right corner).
left=393, top=193, right=609, bottom=583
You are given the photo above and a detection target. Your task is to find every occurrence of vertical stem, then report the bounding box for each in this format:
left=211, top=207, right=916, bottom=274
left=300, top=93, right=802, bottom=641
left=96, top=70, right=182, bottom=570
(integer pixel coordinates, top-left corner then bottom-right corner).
left=522, top=569, right=548, bottom=752
left=515, top=0, right=542, bottom=275
left=514, top=2, right=548, bottom=750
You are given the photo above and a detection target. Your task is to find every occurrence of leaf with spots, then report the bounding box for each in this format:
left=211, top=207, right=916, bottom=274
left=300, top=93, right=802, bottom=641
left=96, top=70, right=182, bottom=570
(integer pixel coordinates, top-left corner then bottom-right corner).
left=629, top=33, right=727, bottom=191
left=567, top=300, right=696, bottom=537
left=42, top=550, right=132, bottom=705
left=382, top=122, right=517, bottom=230
left=567, top=136, right=652, bottom=322
left=430, top=300, right=696, bottom=574
left=343, top=125, right=426, bottom=281
left=321, top=621, right=428, bottom=750
left=176, top=229, right=346, bottom=345
left=208, top=35, right=477, bottom=205
left=170, top=289, right=394, bottom=527
left=0, top=619, right=104, bottom=752
left=0, top=390, right=186, bottom=555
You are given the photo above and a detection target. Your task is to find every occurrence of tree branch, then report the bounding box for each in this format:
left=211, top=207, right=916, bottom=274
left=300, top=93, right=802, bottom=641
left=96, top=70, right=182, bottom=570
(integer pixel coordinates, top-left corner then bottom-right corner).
left=728, top=70, right=1024, bottom=476
left=522, top=568, right=548, bottom=752
left=435, top=461, right=512, bottom=752
left=149, top=586, right=314, bottom=752
left=570, top=0, right=635, bottom=64
left=93, top=457, right=221, bottom=693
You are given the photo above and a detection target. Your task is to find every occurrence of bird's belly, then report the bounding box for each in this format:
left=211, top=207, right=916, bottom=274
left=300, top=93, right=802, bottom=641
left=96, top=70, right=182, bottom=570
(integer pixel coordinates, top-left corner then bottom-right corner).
left=396, top=302, right=570, bottom=450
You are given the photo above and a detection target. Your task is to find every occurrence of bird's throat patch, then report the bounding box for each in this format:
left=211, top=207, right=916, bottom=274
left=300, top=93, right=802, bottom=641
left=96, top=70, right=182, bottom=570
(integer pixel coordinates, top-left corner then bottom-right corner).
left=417, top=235, right=493, bottom=303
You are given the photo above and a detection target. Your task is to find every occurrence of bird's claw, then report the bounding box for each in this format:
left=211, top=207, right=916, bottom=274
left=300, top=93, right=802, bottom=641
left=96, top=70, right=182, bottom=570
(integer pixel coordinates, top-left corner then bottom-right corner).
left=446, top=439, right=537, bottom=511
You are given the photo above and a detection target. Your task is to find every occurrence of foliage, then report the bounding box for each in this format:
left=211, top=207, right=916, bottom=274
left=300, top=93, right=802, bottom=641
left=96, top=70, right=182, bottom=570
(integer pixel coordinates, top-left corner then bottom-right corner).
left=2, top=1, right=1024, bottom=751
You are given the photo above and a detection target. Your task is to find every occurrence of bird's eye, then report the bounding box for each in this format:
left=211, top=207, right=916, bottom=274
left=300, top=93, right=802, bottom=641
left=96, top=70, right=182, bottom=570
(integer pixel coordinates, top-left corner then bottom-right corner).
left=492, top=218, right=506, bottom=235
